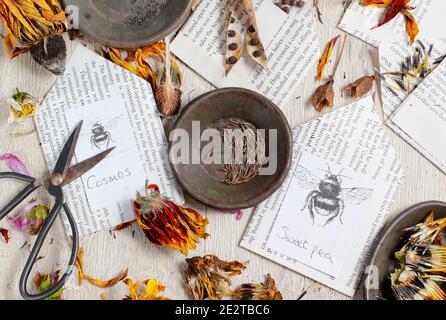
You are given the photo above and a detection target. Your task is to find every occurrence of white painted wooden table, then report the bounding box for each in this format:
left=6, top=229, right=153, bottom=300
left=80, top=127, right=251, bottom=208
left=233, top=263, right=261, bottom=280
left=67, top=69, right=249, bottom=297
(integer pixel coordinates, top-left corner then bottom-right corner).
left=1, top=0, right=446, bottom=300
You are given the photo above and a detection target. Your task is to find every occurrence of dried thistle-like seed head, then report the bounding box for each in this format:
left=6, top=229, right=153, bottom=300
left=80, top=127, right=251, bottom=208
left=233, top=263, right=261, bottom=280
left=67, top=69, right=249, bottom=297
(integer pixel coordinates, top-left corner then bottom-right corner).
left=235, top=274, right=283, bottom=300
left=184, top=255, right=247, bottom=300
left=30, top=35, right=67, bottom=75
left=346, top=75, right=375, bottom=98
left=312, top=79, right=334, bottom=112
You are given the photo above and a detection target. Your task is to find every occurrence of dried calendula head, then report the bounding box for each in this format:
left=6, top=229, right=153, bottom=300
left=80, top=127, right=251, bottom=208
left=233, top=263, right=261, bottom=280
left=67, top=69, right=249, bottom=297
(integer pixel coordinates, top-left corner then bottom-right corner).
left=346, top=75, right=375, bottom=98
left=184, top=255, right=247, bottom=300
left=34, top=270, right=64, bottom=300
left=7, top=89, right=40, bottom=124
left=123, top=278, right=170, bottom=300
left=391, top=269, right=446, bottom=300
left=312, top=78, right=334, bottom=112
left=406, top=213, right=446, bottom=246
left=133, top=183, right=208, bottom=256
left=0, top=0, right=67, bottom=74
left=235, top=274, right=283, bottom=300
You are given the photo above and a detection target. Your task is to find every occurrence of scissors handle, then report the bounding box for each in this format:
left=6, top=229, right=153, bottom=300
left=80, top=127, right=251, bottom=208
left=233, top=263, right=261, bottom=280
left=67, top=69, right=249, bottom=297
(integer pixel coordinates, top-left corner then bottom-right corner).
left=19, top=200, right=79, bottom=300
left=0, top=172, right=40, bottom=221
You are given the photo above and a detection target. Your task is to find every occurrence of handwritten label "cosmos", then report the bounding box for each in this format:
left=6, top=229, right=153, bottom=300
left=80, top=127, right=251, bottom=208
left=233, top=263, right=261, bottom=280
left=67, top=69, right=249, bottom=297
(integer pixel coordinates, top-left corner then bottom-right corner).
left=86, top=168, right=132, bottom=189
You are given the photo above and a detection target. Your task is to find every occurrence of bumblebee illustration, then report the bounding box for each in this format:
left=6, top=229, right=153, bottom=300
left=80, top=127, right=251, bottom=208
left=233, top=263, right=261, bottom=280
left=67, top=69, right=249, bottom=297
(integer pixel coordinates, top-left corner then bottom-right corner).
left=295, top=165, right=373, bottom=226
left=89, top=117, right=120, bottom=150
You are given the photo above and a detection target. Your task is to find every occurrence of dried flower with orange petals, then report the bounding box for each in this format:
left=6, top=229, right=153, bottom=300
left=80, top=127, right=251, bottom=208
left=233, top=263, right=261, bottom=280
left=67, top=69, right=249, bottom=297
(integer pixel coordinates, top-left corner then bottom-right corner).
left=316, top=36, right=340, bottom=80
left=105, top=40, right=183, bottom=117
left=75, top=247, right=128, bottom=288
left=235, top=274, right=283, bottom=300
left=133, top=183, right=208, bottom=256
left=184, top=255, right=247, bottom=300
left=346, top=75, right=375, bottom=98
left=361, top=0, right=418, bottom=44
left=34, top=270, right=64, bottom=300
left=123, top=278, right=170, bottom=300
left=0, top=0, right=68, bottom=73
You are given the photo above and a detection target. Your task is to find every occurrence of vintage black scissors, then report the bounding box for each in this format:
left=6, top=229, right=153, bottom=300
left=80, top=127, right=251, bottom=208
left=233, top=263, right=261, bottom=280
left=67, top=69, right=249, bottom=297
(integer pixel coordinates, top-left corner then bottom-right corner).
left=0, top=121, right=114, bottom=300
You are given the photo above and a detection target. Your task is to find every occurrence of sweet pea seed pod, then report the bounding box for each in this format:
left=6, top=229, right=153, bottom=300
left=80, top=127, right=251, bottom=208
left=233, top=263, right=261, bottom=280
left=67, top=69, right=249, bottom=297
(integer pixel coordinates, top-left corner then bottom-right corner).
left=312, top=78, right=334, bottom=112
left=225, top=0, right=243, bottom=75
left=243, top=0, right=268, bottom=70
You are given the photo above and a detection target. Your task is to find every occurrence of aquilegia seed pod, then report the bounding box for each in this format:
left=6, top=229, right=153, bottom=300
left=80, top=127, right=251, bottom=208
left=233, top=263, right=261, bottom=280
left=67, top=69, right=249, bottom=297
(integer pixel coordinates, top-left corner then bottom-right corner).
left=133, top=183, right=209, bottom=256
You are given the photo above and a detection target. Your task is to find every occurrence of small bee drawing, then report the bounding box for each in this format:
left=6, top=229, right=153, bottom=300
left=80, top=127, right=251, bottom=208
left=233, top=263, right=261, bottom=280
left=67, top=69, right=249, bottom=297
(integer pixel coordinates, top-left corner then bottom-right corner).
left=89, top=117, right=120, bottom=150
left=295, top=165, right=373, bottom=226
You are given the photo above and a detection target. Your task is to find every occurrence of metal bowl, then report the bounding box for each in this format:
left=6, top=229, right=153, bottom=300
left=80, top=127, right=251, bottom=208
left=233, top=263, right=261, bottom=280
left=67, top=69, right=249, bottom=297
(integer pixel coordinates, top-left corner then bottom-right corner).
left=364, top=201, right=446, bottom=300
left=63, top=0, right=192, bottom=48
left=169, top=88, right=293, bottom=210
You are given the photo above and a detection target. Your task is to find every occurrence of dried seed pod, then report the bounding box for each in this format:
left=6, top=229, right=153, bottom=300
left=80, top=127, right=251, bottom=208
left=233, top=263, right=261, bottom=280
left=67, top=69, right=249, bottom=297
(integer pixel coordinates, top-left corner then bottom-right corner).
left=346, top=75, right=375, bottom=98
left=243, top=0, right=268, bottom=69
left=225, top=0, right=243, bottom=75
left=235, top=274, right=283, bottom=300
left=29, top=35, right=67, bottom=75
left=312, top=78, right=334, bottom=112
left=184, top=255, right=247, bottom=300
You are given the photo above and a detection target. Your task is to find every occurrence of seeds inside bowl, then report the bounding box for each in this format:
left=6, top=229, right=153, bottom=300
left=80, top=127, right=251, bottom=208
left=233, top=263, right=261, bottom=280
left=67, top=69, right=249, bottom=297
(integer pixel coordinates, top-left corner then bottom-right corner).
left=123, top=0, right=167, bottom=26
left=389, top=212, right=446, bottom=300
left=218, top=119, right=266, bottom=185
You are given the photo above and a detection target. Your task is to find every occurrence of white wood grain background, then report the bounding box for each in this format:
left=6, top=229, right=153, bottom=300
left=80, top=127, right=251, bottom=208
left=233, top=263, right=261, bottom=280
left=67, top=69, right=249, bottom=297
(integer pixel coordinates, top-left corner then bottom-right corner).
left=1, top=0, right=445, bottom=300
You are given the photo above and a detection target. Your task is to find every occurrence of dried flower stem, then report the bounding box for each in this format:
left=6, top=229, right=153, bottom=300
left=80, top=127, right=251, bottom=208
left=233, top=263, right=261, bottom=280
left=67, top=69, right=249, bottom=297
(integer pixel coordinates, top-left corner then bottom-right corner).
left=329, top=35, right=348, bottom=80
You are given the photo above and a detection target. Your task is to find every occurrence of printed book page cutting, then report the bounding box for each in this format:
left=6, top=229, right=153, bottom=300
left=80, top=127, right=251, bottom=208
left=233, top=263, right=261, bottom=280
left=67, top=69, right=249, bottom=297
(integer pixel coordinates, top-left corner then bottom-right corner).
left=36, top=45, right=184, bottom=237
left=171, top=0, right=319, bottom=108
left=339, top=0, right=446, bottom=48
left=240, top=96, right=403, bottom=297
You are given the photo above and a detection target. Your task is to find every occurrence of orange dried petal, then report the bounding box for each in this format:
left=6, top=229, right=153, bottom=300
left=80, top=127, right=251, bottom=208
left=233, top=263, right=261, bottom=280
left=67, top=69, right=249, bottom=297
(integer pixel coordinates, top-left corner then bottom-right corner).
left=316, top=36, right=340, bottom=81
left=402, top=10, right=419, bottom=44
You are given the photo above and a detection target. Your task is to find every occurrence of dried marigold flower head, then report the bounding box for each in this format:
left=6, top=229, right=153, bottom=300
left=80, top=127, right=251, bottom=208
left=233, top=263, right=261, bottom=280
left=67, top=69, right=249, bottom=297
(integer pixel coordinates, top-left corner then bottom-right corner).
left=123, top=278, right=170, bottom=300
left=0, top=0, right=66, bottom=58
left=133, top=183, right=208, bottom=256
left=184, top=255, right=247, bottom=300
left=235, top=274, right=283, bottom=300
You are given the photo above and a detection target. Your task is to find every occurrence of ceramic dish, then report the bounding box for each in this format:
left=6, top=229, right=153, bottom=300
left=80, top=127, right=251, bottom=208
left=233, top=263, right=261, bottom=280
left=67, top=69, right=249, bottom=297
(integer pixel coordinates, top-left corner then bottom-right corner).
left=63, top=0, right=192, bottom=48
left=169, top=88, right=293, bottom=210
left=364, top=201, right=446, bottom=300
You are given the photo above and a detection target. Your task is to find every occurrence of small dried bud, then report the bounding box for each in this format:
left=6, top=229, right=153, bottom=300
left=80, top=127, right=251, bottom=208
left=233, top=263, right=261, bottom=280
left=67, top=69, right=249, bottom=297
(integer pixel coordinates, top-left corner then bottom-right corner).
left=235, top=274, right=283, bottom=300
left=346, top=75, right=375, bottom=98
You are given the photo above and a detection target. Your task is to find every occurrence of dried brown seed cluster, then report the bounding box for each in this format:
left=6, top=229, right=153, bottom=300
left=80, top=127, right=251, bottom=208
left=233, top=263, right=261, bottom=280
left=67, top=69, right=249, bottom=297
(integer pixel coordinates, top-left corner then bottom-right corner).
left=274, top=0, right=305, bottom=13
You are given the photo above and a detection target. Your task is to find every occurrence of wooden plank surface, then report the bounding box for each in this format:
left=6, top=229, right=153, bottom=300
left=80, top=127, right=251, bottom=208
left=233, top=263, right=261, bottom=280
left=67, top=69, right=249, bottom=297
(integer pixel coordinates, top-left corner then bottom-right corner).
left=1, top=0, right=446, bottom=300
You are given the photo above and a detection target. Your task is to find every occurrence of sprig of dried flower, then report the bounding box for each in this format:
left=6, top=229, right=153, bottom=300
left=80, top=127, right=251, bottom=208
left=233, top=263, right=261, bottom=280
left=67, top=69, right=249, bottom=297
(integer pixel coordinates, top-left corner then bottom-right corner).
left=105, top=41, right=183, bottom=117
left=123, top=278, right=170, bottom=300
left=361, top=0, right=419, bottom=44
left=235, top=274, right=283, bottom=300
left=7, top=89, right=41, bottom=124
left=312, top=35, right=348, bottom=112
left=346, top=75, right=375, bottom=98
left=132, top=183, right=208, bottom=256
left=75, top=247, right=128, bottom=288
left=34, top=270, right=64, bottom=300
left=8, top=201, right=50, bottom=235
left=184, top=255, right=247, bottom=300
left=0, top=228, right=10, bottom=244
left=0, top=0, right=67, bottom=74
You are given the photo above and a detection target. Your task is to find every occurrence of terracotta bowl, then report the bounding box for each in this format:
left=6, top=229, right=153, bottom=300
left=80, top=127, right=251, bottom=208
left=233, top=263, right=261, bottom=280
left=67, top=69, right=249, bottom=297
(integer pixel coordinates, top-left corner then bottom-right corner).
left=169, top=88, right=293, bottom=210
left=364, top=201, right=446, bottom=300
left=63, top=0, right=192, bottom=48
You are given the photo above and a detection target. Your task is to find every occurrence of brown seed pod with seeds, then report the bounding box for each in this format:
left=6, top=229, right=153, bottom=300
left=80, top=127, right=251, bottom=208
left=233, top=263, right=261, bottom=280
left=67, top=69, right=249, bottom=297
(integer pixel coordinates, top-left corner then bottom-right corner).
left=225, top=0, right=243, bottom=75
left=243, top=0, right=268, bottom=70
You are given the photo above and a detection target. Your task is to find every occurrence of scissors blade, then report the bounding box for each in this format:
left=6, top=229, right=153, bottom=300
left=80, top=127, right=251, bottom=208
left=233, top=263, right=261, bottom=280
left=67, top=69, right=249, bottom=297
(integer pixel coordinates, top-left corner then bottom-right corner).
left=53, top=121, right=83, bottom=177
left=63, top=147, right=115, bottom=186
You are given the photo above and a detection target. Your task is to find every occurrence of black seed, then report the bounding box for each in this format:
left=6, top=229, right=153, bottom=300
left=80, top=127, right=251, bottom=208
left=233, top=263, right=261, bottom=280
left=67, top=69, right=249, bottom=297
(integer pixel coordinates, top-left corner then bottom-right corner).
left=253, top=50, right=263, bottom=58
left=248, top=25, right=255, bottom=33
left=228, top=30, right=236, bottom=37
left=228, top=56, right=238, bottom=64
left=228, top=43, right=238, bottom=50
left=230, top=17, right=235, bottom=23
left=250, top=38, right=259, bottom=46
